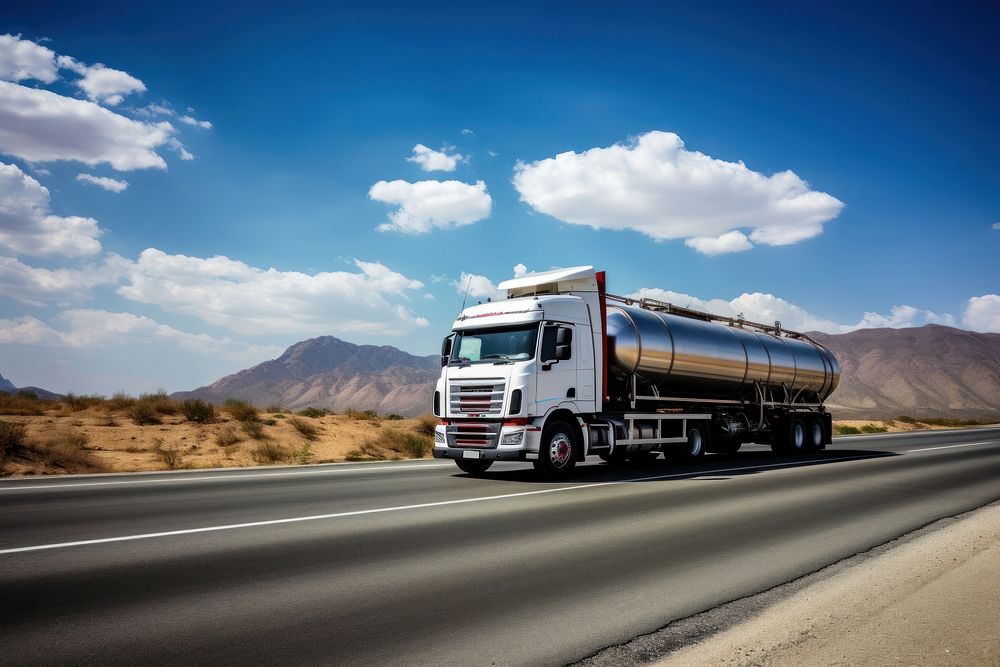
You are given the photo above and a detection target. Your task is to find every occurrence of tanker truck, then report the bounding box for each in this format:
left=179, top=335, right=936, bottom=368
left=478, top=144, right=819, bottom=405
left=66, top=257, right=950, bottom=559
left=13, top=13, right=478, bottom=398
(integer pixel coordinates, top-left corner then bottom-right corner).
left=432, top=266, right=840, bottom=479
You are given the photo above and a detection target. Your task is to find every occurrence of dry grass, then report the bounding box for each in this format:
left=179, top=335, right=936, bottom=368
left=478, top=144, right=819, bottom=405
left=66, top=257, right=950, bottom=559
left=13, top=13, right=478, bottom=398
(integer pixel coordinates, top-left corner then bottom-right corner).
left=128, top=401, right=162, bottom=425
left=288, top=416, right=320, bottom=440
left=0, top=392, right=49, bottom=416
left=241, top=419, right=266, bottom=440
left=153, top=437, right=184, bottom=469
left=414, top=413, right=437, bottom=437
left=181, top=399, right=216, bottom=423
left=224, top=399, right=259, bottom=422
left=215, top=426, right=244, bottom=448
left=251, top=440, right=289, bottom=464
left=0, top=420, right=27, bottom=462
left=348, top=427, right=432, bottom=461
left=25, top=429, right=107, bottom=473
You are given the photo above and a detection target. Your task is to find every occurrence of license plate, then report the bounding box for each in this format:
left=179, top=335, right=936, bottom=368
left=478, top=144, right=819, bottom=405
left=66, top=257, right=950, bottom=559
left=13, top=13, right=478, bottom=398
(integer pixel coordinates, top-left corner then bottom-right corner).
left=462, top=450, right=481, bottom=459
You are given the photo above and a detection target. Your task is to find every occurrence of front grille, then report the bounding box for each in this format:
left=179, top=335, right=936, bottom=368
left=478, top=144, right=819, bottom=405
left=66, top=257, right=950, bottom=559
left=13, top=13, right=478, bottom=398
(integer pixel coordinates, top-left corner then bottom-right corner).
left=449, top=379, right=506, bottom=417
left=446, top=421, right=503, bottom=448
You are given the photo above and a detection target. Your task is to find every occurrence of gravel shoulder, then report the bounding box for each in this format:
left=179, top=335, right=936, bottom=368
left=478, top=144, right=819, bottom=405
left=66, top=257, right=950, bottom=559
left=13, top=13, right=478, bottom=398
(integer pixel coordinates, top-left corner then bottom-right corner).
left=656, top=502, right=1000, bottom=666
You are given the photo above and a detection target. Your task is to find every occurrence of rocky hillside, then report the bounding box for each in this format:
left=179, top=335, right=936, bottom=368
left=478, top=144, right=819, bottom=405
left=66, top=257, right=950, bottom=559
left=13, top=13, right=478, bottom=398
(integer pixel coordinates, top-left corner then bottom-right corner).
left=812, top=325, right=1000, bottom=419
left=172, top=336, right=440, bottom=416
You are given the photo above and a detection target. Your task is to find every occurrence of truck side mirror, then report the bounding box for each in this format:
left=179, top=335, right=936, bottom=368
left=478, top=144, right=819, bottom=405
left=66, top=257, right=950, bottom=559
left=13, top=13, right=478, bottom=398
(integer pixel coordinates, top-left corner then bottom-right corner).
left=441, top=335, right=453, bottom=367
left=556, top=327, right=572, bottom=346
left=556, top=344, right=571, bottom=360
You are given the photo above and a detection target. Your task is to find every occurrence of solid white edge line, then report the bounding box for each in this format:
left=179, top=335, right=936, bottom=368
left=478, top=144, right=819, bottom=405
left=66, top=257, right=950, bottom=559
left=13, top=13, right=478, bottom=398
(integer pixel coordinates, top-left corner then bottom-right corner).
left=0, top=463, right=455, bottom=492
left=0, top=456, right=864, bottom=555
left=906, top=440, right=997, bottom=453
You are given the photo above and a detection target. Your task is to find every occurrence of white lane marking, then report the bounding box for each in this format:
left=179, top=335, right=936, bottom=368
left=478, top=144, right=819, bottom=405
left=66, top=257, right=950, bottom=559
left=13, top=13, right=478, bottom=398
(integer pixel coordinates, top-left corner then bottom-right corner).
left=0, top=455, right=869, bottom=555
left=0, top=463, right=454, bottom=492
left=906, top=440, right=997, bottom=453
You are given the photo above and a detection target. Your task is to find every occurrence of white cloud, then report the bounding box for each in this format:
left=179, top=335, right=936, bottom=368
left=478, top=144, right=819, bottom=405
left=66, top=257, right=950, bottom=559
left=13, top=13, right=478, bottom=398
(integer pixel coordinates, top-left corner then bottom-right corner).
left=513, top=131, right=844, bottom=254
left=963, top=294, right=1000, bottom=333
left=0, top=162, right=104, bottom=257
left=115, top=249, right=429, bottom=335
left=76, top=173, right=129, bottom=192
left=369, top=179, right=492, bottom=233
left=0, top=254, right=126, bottom=305
left=59, top=58, right=146, bottom=105
left=406, top=144, right=465, bottom=172
left=630, top=287, right=955, bottom=334
left=0, top=314, right=61, bottom=344
left=0, top=33, right=58, bottom=83
left=452, top=264, right=529, bottom=303
left=0, top=82, right=173, bottom=170
left=179, top=114, right=212, bottom=129
left=461, top=128, right=474, bottom=136
left=992, top=222, right=1000, bottom=231
left=684, top=231, right=753, bottom=256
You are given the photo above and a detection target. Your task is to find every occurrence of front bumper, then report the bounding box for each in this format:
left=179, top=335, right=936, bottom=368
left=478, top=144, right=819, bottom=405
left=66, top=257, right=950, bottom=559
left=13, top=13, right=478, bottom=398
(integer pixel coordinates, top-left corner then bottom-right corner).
left=433, top=448, right=525, bottom=461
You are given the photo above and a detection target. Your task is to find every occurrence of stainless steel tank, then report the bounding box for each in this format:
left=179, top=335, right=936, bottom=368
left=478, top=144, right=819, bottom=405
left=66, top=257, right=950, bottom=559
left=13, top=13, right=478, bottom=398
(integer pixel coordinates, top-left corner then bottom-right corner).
left=606, top=304, right=840, bottom=401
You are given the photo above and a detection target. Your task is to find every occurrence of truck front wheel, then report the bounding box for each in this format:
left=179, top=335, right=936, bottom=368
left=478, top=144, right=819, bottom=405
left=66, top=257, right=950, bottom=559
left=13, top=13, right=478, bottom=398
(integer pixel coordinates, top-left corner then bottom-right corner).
left=455, top=459, right=493, bottom=476
left=535, top=420, right=577, bottom=479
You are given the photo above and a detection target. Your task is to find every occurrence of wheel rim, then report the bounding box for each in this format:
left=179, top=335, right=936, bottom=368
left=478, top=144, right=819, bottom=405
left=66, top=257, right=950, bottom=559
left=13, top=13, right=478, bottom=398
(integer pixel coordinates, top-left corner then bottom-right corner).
left=689, top=429, right=703, bottom=456
left=792, top=423, right=805, bottom=449
left=811, top=423, right=823, bottom=446
left=548, top=433, right=572, bottom=468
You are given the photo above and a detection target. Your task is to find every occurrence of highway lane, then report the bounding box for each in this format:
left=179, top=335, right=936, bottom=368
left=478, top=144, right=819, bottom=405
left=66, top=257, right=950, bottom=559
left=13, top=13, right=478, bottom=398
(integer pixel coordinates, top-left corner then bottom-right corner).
left=1, top=427, right=999, bottom=665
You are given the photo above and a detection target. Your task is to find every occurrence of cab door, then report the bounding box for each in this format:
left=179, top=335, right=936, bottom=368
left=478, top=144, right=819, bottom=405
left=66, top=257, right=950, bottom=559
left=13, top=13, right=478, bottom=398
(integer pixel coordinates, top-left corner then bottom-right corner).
left=535, top=323, right=578, bottom=413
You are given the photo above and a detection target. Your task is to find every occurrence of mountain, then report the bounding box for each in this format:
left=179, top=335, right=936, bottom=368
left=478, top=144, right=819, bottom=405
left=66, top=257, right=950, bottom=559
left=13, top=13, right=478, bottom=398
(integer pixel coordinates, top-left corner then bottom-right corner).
left=0, top=371, right=61, bottom=399
left=811, top=324, right=1000, bottom=419
left=0, top=371, right=16, bottom=393
left=172, top=336, right=440, bottom=416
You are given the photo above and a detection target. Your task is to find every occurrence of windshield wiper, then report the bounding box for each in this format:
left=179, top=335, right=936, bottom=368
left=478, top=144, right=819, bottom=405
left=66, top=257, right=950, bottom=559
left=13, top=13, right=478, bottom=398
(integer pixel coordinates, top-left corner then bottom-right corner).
left=480, top=354, right=514, bottom=365
left=449, top=356, right=472, bottom=367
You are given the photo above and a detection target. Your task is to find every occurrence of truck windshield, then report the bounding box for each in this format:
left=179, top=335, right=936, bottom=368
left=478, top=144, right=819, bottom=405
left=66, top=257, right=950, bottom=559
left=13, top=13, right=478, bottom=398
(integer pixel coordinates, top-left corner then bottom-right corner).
left=450, top=324, right=539, bottom=364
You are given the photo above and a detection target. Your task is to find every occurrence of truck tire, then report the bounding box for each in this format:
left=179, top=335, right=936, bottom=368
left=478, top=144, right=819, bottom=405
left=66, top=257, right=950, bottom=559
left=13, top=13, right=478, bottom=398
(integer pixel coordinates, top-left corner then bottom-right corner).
left=804, top=417, right=824, bottom=452
left=678, top=422, right=707, bottom=463
left=455, top=459, right=493, bottom=476
left=535, top=420, right=577, bottom=479
left=787, top=417, right=807, bottom=454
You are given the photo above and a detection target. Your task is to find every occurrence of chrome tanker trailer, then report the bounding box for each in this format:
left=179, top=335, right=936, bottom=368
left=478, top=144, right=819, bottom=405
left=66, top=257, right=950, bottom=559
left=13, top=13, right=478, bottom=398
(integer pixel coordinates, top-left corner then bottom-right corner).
left=433, top=266, right=840, bottom=478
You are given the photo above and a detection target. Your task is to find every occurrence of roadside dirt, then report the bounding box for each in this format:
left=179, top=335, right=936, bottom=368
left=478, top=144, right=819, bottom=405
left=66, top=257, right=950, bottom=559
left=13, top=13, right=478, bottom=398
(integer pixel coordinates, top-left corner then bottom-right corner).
left=656, top=503, right=1000, bottom=666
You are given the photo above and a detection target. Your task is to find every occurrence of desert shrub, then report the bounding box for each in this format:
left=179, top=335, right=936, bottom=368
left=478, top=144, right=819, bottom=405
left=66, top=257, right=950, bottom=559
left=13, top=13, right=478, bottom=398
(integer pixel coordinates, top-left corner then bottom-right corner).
left=288, top=416, right=320, bottom=440
left=0, top=420, right=27, bottom=461
left=224, top=399, right=259, bottom=422
left=241, top=419, right=266, bottom=439
left=920, top=417, right=989, bottom=427
left=833, top=424, right=861, bottom=435
left=215, top=425, right=244, bottom=447
left=251, top=440, right=289, bottom=464
left=398, top=432, right=432, bottom=458
left=263, top=418, right=278, bottom=426
left=360, top=427, right=432, bottom=460
left=860, top=424, right=888, bottom=433
left=29, top=429, right=106, bottom=472
left=98, top=413, right=120, bottom=427
left=0, top=392, right=47, bottom=416
left=273, top=413, right=286, bottom=419
left=153, top=438, right=184, bottom=469
left=345, top=408, right=379, bottom=421
left=414, top=413, right=437, bottom=437
left=385, top=413, right=404, bottom=421
left=64, top=393, right=106, bottom=411
left=107, top=393, right=137, bottom=410
left=895, top=415, right=918, bottom=424
left=129, top=401, right=161, bottom=425
left=138, top=391, right=178, bottom=415
left=181, top=399, right=216, bottom=423
left=345, top=441, right=385, bottom=461
left=296, top=442, right=313, bottom=465
left=297, top=407, right=326, bottom=418
left=265, top=405, right=285, bottom=413
left=17, top=389, right=38, bottom=400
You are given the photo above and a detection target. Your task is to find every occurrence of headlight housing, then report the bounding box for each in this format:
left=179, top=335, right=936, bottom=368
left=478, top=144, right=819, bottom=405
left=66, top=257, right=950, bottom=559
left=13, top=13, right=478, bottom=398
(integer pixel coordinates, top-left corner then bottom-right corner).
left=501, top=430, right=524, bottom=446
left=434, top=428, right=446, bottom=444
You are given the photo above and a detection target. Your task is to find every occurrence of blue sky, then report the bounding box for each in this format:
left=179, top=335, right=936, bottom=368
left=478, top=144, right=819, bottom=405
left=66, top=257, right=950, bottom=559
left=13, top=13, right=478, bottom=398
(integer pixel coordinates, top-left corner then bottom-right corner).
left=1, top=1, right=997, bottom=394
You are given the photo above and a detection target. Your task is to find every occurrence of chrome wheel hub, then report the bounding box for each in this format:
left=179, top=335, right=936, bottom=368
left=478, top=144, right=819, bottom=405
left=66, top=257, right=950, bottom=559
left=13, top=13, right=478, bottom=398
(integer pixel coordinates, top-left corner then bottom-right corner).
left=549, top=433, right=571, bottom=468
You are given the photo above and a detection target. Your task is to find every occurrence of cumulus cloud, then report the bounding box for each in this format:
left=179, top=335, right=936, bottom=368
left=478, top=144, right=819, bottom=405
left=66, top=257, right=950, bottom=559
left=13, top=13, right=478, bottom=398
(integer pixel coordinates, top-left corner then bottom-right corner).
left=963, top=294, right=1000, bottom=333
left=76, top=173, right=129, bottom=192
left=992, top=222, right=1000, bottom=231
left=179, top=114, right=212, bottom=129
left=0, top=82, right=173, bottom=170
left=59, top=58, right=146, bottom=105
left=0, top=162, right=104, bottom=257
left=630, top=287, right=955, bottom=334
left=406, top=144, right=465, bottom=172
left=0, top=254, right=127, bottom=305
left=513, top=131, right=844, bottom=254
left=461, top=128, right=474, bottom=136
left=369, top=179, right=492, bottom=233
left=115, top=249, right=429, bottom=335
left=0, top=33, right=58, bottom=83
left=684, top=231, right=753, bottom=256
left=0, top=314, right=61, bottom=344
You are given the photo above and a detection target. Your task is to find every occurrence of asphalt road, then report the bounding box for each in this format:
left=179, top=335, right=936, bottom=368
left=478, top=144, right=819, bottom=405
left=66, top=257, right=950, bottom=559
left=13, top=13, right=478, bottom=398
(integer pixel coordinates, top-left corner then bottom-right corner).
left=2, top=427, right=999, bottom=665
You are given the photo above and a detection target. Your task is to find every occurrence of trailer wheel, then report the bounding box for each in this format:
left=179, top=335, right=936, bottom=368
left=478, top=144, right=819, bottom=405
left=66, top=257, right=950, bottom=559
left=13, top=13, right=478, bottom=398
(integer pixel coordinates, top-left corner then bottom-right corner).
left=788, top=417, right=807, bottom=454
left=804, top=417, right=824, bottom=452
left=679, top=423, right=707, bottom=463
left=535, top=420, right=577, bottom=479
left=455, top=459, right=493, bottom=476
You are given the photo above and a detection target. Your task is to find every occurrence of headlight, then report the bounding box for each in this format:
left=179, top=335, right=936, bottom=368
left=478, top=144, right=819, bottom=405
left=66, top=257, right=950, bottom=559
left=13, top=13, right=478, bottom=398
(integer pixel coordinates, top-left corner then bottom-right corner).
left=434, top=429, right=445, bottom=444
left=501, top=431, right=524, bottom=446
